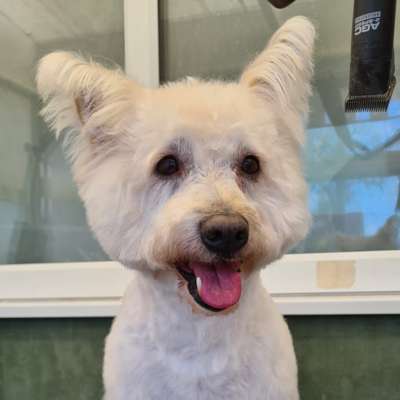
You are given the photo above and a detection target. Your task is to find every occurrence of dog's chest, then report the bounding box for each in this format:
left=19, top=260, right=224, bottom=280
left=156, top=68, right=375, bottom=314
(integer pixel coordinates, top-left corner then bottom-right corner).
left=103, top=277, right=298, bottom=400
left=117, top=338, right=269, bottom=400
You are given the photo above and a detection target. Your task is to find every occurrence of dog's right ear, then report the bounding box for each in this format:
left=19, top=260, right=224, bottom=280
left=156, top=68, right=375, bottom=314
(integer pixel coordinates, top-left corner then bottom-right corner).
left=240, top=16, right=315, bottom=118
left=36, top=52, right=140, bottom=145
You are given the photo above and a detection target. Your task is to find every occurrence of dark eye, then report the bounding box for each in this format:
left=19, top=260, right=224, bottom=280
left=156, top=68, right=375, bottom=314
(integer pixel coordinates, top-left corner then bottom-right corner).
left=155, top=155, right=180, bottom=176
left=241, top=155, right=260, bottom=175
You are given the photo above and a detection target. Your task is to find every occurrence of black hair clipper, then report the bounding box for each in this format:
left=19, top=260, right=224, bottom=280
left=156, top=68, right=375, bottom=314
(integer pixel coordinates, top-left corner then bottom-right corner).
left=345, top=0, right=397, bottom=112
left=267, top=0, right=296, bottom=8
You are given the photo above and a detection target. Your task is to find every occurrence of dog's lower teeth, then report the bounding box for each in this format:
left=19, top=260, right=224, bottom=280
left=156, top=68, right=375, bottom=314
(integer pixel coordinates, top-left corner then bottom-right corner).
left=196, top=277, right=202, bottom=291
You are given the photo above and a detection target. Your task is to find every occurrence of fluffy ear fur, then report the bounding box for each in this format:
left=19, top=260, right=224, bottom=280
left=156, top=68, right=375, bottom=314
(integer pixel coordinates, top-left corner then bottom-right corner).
left=36, top=52, right=139, bottom=144
left=240, top=16, right=315, bottom=117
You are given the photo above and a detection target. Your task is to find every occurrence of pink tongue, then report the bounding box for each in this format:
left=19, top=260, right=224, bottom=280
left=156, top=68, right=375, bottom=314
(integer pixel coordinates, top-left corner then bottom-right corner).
left=190, top=262, right=241, bottom=310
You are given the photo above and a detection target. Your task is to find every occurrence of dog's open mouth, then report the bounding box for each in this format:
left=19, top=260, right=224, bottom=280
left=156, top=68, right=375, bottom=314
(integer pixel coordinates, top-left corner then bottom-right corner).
left=177, top=261, right=242, bottom=312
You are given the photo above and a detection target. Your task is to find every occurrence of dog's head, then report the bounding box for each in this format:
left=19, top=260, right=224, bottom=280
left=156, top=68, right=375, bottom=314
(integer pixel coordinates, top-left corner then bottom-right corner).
left=37, top=17, right=315, bottom=314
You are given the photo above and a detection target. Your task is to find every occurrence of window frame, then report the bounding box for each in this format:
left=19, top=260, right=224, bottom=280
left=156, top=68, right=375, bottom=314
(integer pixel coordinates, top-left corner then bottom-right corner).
left=1, top=0, right=400, bottom=318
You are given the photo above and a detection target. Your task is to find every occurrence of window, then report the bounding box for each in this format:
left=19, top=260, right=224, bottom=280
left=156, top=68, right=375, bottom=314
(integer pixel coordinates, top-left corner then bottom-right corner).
left=1, top=0, right=399, bottom=317
left=158, top=0, right=400, bottom=254
left=0, top=0, right=123, bottom=264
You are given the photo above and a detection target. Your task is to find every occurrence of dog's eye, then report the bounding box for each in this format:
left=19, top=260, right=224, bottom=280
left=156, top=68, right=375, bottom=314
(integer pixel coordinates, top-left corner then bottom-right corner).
left=241, top=155, right=260, bottom=175
left=155, top=155, right=180, bottom=176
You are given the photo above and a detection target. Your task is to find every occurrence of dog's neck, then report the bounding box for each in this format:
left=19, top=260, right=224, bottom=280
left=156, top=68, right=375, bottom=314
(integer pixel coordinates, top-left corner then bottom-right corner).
left=121, top=268, right=266, bottom=355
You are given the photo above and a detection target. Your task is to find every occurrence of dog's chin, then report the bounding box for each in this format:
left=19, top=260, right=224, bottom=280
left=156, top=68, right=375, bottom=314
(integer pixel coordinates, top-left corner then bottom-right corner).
left=175, top=259, right=243, bottom=315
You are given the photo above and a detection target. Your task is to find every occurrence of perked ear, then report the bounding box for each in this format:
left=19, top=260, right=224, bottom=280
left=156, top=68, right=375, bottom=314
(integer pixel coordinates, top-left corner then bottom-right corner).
left=240, top=16, right=315, bottom=116
left=36, top=52, right=140, bottom=144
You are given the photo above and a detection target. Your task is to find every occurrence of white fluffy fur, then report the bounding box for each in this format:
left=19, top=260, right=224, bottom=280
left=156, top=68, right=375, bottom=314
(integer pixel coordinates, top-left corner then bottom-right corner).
left=37, top=17, right=315, bottom=400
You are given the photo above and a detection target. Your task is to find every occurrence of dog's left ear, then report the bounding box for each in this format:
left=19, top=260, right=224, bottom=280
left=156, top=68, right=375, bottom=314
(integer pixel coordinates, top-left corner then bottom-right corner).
left=36, top=52, right=141, bottom=145
left=240, top=16, right=315, bottom=118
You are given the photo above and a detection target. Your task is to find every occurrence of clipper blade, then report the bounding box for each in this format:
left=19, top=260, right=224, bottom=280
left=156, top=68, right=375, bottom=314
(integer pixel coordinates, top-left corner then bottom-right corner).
left=345, top=77, right=396, bottom=112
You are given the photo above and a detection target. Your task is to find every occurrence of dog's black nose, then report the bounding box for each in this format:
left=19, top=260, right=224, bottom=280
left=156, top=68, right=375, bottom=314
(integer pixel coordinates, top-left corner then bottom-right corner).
left=200, top=214, right=249, bottom=257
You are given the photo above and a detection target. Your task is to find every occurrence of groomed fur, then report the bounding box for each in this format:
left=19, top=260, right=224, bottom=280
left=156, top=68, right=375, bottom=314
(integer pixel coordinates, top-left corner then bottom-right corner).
left=37, top=17, right=315, bottom=400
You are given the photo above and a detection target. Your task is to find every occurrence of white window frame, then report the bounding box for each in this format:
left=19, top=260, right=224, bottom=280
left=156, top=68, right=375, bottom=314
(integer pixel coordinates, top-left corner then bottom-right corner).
left=1, top=0, right=400, bottom=318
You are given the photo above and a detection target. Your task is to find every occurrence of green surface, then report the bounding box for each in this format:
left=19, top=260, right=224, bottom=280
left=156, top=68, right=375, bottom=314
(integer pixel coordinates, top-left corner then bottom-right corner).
left=0, top=318, right=111, bottom=400
left=289, top=316, right=400, bottom=400
left=0, top=316, right=399, bottom=400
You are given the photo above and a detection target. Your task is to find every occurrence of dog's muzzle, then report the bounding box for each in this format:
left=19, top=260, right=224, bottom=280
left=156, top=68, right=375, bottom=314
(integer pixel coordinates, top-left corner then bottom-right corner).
left=176, top=213, right=248, bottom=313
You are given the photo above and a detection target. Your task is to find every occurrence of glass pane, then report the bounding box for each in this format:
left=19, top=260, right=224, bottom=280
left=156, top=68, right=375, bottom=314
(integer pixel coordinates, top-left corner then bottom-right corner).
left=0, top=1, right=123, bottom=263
left=159, top=0, right=400, bottom=253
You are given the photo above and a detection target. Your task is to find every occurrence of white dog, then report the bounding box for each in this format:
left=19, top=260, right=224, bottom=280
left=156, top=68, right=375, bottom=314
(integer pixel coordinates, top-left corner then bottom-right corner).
left=37, top=16, right=315, bottom=400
